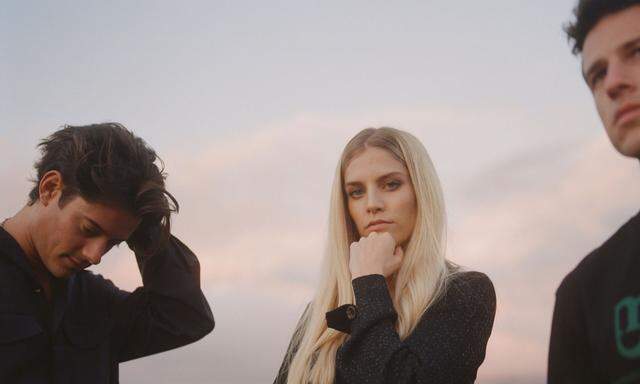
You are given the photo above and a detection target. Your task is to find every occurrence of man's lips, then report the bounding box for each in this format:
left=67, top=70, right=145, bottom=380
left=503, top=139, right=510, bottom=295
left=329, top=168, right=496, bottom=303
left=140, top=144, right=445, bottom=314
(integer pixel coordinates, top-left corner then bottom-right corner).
left=67, top=255, right=88, bottom=270
left=614, top=103, right=640, bottom=126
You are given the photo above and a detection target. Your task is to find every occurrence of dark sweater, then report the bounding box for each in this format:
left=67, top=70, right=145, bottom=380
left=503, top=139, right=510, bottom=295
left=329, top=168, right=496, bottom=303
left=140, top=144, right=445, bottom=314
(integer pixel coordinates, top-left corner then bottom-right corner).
left=548, top=211, right=640, bottom=384
left=0, top=227, right=215, bottom=384
left=274, top=271, right=496, bottom=384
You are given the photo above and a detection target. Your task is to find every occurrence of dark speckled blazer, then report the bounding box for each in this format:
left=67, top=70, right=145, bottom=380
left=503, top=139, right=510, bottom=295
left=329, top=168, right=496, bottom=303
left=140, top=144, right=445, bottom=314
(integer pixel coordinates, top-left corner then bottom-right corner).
left=274, top=271, right=496, bottom=384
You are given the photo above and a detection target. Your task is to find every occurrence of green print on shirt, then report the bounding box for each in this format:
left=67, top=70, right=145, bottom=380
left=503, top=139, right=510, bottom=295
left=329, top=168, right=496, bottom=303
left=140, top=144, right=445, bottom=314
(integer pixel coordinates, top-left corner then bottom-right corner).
left=615, top=296, right=640, bottom=358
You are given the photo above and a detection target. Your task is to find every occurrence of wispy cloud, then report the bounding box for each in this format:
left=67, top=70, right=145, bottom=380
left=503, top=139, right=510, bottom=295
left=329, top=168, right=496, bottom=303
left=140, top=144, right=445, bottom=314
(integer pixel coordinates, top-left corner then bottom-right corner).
left=88, top=110, right=638, bottom=383
left=4, top=101, right=637, bottom=383
left=453, top=137, right=640, bottom=382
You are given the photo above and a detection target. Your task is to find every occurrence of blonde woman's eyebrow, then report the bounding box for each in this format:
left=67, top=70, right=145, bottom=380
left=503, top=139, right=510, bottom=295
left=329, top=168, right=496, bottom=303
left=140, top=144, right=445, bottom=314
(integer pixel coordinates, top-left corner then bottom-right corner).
left=345, top=171, right=406, bottom=186
left=344, top=181, right=363, bottom=188
left=376, top=171, right=407, bottom=181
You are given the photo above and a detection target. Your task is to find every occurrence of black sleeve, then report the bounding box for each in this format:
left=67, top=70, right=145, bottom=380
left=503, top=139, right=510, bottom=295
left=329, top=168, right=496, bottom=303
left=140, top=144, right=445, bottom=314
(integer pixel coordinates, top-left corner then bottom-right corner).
left=335, top=272, right=496, bottom=384
left=548, top=274, right=597, bottom=384
left=274, top=304, right=310, bottom=384
left=102, top=235, right=215, bottom=362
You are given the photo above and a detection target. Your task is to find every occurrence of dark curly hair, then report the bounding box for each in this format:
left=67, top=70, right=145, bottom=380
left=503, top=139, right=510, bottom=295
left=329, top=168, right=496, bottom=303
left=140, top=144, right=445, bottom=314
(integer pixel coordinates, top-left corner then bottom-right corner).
left=565, top=0, right=640, bottom=55
left=29, top=123, right=178, bottom=252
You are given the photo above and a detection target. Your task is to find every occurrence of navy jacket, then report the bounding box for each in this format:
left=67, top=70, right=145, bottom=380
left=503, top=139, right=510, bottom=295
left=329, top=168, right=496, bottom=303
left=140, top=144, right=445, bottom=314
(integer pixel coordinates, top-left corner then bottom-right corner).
left=0, top=227, right=214, bottom=383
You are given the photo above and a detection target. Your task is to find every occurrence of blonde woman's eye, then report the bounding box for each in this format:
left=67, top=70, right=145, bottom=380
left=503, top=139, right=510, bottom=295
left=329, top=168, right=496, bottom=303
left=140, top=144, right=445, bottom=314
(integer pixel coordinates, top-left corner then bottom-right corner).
left=348, top=189, right=363, bottom=198
left=386, top=180, right=401, bottom=190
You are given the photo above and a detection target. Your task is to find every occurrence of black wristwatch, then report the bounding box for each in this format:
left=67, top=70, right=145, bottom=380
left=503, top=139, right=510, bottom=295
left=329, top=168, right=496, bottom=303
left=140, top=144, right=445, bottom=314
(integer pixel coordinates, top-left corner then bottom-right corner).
left=326, top=304, right=358, bottom=334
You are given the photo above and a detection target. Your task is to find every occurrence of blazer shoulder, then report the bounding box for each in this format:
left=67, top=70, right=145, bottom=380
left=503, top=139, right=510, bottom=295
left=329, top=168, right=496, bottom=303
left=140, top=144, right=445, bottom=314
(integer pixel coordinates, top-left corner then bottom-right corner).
left=443, top=271, right=496, bottom=315
left=449, top=271, right=494, bottom=295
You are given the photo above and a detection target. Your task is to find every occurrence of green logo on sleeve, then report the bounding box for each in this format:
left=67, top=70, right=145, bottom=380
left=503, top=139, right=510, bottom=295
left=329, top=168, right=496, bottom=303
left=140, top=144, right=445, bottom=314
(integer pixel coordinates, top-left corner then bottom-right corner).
left=615, top=296, right=640, bottom=358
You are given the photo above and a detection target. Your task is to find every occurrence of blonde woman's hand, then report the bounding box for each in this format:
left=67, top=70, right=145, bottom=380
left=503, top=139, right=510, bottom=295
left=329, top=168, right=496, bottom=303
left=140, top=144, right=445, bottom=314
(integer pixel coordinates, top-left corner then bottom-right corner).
left=349, top=232, right=404, bottom=280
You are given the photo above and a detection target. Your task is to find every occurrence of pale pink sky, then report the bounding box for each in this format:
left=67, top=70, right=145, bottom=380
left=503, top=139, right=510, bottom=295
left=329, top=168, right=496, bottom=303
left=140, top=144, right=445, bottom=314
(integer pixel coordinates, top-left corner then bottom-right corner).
left=3, top=1, right=640, bottom=383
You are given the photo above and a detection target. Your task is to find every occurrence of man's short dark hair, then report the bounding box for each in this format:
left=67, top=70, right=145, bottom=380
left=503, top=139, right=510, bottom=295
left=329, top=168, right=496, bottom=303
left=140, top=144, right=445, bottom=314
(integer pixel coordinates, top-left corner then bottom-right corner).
left=29, top=123, right=178, bottom=251
left=565, top=0, right=640, bottom=55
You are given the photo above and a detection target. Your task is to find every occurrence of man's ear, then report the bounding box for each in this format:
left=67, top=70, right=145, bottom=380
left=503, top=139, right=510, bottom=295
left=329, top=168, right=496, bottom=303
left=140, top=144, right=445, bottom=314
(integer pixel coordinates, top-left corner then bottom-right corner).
left=38, top=170, right=64, bottom=207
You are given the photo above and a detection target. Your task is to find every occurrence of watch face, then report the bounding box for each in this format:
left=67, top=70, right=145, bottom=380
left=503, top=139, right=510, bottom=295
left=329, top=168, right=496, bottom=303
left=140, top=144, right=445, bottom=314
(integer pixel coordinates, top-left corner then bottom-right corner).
left=346, top=305, right=357, bottom=320
left=326, top=304, right=357, bottom=334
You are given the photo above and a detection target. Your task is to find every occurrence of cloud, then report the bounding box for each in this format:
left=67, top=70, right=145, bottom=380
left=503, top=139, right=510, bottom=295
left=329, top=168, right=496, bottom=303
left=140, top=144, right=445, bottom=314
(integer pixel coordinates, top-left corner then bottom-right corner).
left=451, top=136, right=640, bottom=382
left=89, top=109, right=637, bottom=383
left=5, top=107, right=637, bottom=383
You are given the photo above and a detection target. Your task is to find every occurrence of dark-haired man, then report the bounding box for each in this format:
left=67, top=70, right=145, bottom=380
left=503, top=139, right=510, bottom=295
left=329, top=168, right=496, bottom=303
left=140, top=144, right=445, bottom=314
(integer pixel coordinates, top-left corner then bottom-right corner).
left=0, top=123, right=214, bottom=383
left=549, top=1, right=640, bottom=382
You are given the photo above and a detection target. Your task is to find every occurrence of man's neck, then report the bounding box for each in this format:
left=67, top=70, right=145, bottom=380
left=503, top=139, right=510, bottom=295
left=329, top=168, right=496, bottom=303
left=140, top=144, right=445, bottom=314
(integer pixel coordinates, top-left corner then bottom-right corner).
left=3, top=206, right=52, bottom=288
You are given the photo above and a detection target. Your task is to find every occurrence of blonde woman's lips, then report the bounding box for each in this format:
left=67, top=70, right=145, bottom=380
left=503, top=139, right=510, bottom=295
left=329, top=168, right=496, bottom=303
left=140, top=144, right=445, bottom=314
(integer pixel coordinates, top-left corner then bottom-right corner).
left=366, top=220, right=393, bottom=231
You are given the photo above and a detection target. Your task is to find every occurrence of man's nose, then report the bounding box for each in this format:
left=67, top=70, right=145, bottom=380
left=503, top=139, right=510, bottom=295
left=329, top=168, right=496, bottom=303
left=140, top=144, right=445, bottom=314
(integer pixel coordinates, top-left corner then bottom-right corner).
left=82, top=239, right=108, bottom=265
left=605, top=61, right=635, bottom=100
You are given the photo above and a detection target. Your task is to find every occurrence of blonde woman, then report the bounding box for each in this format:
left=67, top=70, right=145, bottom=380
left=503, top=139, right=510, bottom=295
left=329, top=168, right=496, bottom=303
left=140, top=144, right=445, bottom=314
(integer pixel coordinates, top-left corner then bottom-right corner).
left=274, top=127, right=496, bottom=384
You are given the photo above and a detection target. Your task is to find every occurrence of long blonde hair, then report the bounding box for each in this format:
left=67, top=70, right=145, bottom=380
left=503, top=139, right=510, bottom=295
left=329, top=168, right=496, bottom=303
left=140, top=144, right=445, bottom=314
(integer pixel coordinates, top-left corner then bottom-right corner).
left=285, top=127, right=456, bottom=384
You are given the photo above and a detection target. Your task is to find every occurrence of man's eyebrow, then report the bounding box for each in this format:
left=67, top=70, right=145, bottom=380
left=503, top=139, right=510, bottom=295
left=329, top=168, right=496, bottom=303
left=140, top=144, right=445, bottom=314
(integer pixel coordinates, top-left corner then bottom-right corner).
left=583, top=35, right=640, bottom=81
left=621, top=35, right=640, bottom=53
left=583, top=58, right=605, bottom=83
left=85, top=216, right=126, bottom=242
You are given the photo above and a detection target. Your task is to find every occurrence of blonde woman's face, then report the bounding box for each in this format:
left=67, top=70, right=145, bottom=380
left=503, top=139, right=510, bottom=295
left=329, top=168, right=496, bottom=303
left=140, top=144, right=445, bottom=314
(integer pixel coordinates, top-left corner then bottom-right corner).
left=344, top=147, right=417, bottom=245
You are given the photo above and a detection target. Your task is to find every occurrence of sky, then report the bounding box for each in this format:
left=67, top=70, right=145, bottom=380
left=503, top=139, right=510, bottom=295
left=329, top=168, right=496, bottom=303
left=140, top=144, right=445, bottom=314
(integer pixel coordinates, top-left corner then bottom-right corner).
left=2, top=1, right=640, bottom=383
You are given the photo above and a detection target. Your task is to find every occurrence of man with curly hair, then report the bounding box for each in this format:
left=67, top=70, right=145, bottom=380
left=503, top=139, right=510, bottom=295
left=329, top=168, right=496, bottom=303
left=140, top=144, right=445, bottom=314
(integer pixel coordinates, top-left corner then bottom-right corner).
left=549, top=1, right=640, bottom=382
left=0, top=123, right=214, bottom=383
